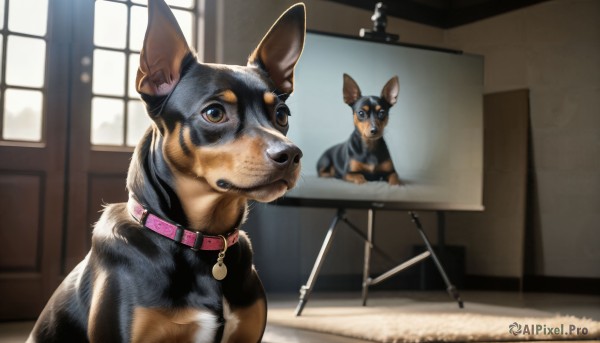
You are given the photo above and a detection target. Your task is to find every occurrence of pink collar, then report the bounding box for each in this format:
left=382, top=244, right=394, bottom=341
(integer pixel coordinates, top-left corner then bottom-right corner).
left=127, top=197, right=239, bottom=251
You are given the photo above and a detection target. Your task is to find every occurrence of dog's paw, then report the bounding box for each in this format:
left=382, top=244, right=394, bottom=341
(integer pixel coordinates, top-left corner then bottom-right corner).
left=345, top=173, right=367, bottom=184
left=388, top=173, right=402, bottom=186
left=318, top=170, right=334, bottom=178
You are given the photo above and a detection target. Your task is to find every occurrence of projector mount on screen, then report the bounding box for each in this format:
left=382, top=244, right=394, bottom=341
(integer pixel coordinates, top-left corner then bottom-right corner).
left=279, top=30, right=485, bottom=211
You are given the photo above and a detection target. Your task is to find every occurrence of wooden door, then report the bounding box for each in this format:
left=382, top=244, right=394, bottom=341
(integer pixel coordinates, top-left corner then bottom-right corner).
left=0, top=0, right=200, bottom=319
left=0, top=0, right=70, bottom=319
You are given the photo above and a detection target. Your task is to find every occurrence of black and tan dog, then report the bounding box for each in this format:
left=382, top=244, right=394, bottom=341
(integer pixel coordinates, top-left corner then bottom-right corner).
left=28, top=1, right=305, bottom=342
left=317, top=74, right=401, bottom=185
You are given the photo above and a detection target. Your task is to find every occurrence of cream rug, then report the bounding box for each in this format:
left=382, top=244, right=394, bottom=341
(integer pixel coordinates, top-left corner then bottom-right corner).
left=267, top=298, right=600, bottom=342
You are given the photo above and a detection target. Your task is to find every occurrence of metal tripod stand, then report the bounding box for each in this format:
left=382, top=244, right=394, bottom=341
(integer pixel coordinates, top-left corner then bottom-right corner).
left=295, top=209, right=464, bottom=316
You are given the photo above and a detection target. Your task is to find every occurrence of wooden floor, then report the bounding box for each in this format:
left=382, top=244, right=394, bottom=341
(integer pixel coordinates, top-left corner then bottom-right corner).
left=1, top=291, right=598, bottom=343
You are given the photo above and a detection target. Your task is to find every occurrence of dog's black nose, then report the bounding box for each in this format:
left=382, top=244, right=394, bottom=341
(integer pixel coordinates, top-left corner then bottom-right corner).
left=370, top=127, right=379, bottom=135
left=267, top=143, right=302, bottom=168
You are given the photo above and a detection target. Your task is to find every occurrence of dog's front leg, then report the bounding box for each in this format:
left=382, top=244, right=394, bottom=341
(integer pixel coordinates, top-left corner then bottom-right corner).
left=344, top=172, right=368, bottom=184
left=376, top=159, right=401, bottom=185
left=346, top=159, right=372, bottom=184
left=220, top=268, right=267, bottom=343
left=87, top=272, right=130, bottom=343
left=387, top=172, right=401, bottom=185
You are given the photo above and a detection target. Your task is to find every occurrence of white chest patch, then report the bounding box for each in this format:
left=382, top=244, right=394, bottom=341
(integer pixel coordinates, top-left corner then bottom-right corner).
left=220, top=298, right=240, bottom=343
left=194, top=311, right=220, bottom=343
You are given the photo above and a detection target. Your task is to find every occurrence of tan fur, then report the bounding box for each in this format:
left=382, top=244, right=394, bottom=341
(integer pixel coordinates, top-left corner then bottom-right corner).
left=376, top=159, right=395, bottom=173
left=388, top=172, right=401, bottom=185
left=219, top=90, right=238, bottom=104
left=163, top=122, right=194, bottom=171
left=353, top=114, right=370, bottom=139
left=353, top=113, right=388, bottom=140
left=174, top=174, right=246, bottom=234
left=318, top=166, right=335, bottom=177
left=222, top=299, right=267, bottom=343
left=349, top=159, right=376, bottom=174
left=377, top=160, right=401, bottom=185
left=161, top=124, right=298, bottom=232
left=263, top=92, right=276, bottom=106
left=87, top=271, right=108, bottom=342
left=130, top=307, right=206, bottom=343
left=344, top=173, right=367, bottom=184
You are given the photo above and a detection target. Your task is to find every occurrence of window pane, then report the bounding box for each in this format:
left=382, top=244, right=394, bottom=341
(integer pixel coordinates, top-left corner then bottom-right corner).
left=132, top=0, right=194, bottom=9
left=168, top=0, right=194, bottom=8
left=93, top=49, right=125, bottom=96
left=127, top=100, right=150, bottom=146
left=128, top=53, right=140, bottom=98
left=0, top=0, right=4, bottom=30
left=129, top=6, right=147, bottom=52
left=6, top=36, right=46, bottom=88
left=94, top=1, right=127, bottom=49
left=91, top=97, right=124, bottom=145
left=173, top=9, right=193, bottom=46
left=3, top=89, right=43, bottom=142
left=8, top=0, right=48, bottom=36
left=129, top=6, right=194, bottom=50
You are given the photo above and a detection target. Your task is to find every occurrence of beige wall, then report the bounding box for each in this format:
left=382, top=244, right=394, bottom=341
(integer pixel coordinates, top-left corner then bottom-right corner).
left=218, top=0, right=445, bottom=65
left=443, top=0, right=600, bottom=278
left=216, top=0, right=600, bottom=279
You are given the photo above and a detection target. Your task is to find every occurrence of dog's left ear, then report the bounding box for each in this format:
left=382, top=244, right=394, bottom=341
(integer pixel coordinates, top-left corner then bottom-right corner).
left=381, top=76, right=399, bottom=106
left=248, top=3, right=306, bottom=95
left=136, top=0, right=191, bottom=97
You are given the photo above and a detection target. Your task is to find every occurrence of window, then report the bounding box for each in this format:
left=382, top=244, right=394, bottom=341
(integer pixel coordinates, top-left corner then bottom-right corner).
left=91, top=0, right=198, bottom=147
left=0, top=0, right=49, bottom=142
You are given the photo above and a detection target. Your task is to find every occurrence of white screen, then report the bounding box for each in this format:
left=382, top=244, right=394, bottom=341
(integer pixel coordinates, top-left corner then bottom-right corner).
left=284, top=32, right=484, bottom=210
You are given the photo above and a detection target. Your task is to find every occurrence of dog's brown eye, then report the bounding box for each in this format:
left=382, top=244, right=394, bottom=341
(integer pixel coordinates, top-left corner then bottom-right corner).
left=357, top=111, right=366, bottom=119
left=276, top=106, right=290, bottom=127
left=202, top=105, right=227, bottom=124
left=377, top=110, right=386, bottom=119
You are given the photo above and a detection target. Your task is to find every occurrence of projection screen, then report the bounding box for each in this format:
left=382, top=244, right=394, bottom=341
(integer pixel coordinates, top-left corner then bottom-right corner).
left=280, top=31, right=484, bottom=211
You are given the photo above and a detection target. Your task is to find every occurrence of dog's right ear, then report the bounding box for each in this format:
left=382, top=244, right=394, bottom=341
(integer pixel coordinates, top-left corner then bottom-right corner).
left=343, top=74, right=362, bottom=105
left=381, top=76, right=399, bottom=106
left=136, top=0, right=191, bottom=97
left=248, top=3, right=306, bottom=96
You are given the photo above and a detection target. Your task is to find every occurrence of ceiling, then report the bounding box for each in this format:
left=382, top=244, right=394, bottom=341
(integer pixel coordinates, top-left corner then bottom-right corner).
left=329, top=0, right=551, bottom=28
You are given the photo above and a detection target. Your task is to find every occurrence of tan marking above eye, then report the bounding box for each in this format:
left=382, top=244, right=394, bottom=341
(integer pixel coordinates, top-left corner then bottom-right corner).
left=219, top=90, right=238, bottom=104
left=375, top=105, right=381, bottom=111
left=263, top=92, right=276, bottom=106
left=362, top=105, right=370, bottom=112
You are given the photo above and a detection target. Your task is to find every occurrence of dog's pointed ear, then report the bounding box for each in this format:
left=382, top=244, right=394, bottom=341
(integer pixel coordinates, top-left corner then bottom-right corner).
left=136, top=0, right=191, bottom=97
left=343, top=73, right=362, bottom=105
left=248, top=3, right=306, bottom=95
left=381, top=76, right=399, bottom=106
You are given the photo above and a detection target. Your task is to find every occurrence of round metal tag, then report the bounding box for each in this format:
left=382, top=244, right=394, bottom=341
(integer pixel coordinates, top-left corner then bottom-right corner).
left=212, top=262, right=227, bottom=280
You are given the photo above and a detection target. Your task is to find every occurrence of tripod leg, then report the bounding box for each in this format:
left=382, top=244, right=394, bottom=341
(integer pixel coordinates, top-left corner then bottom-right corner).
left=361, top=209, right=374, bottom=306
left=295, top=209, right=343, bottom=316
left=409, top=212, right=464, bottom=309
